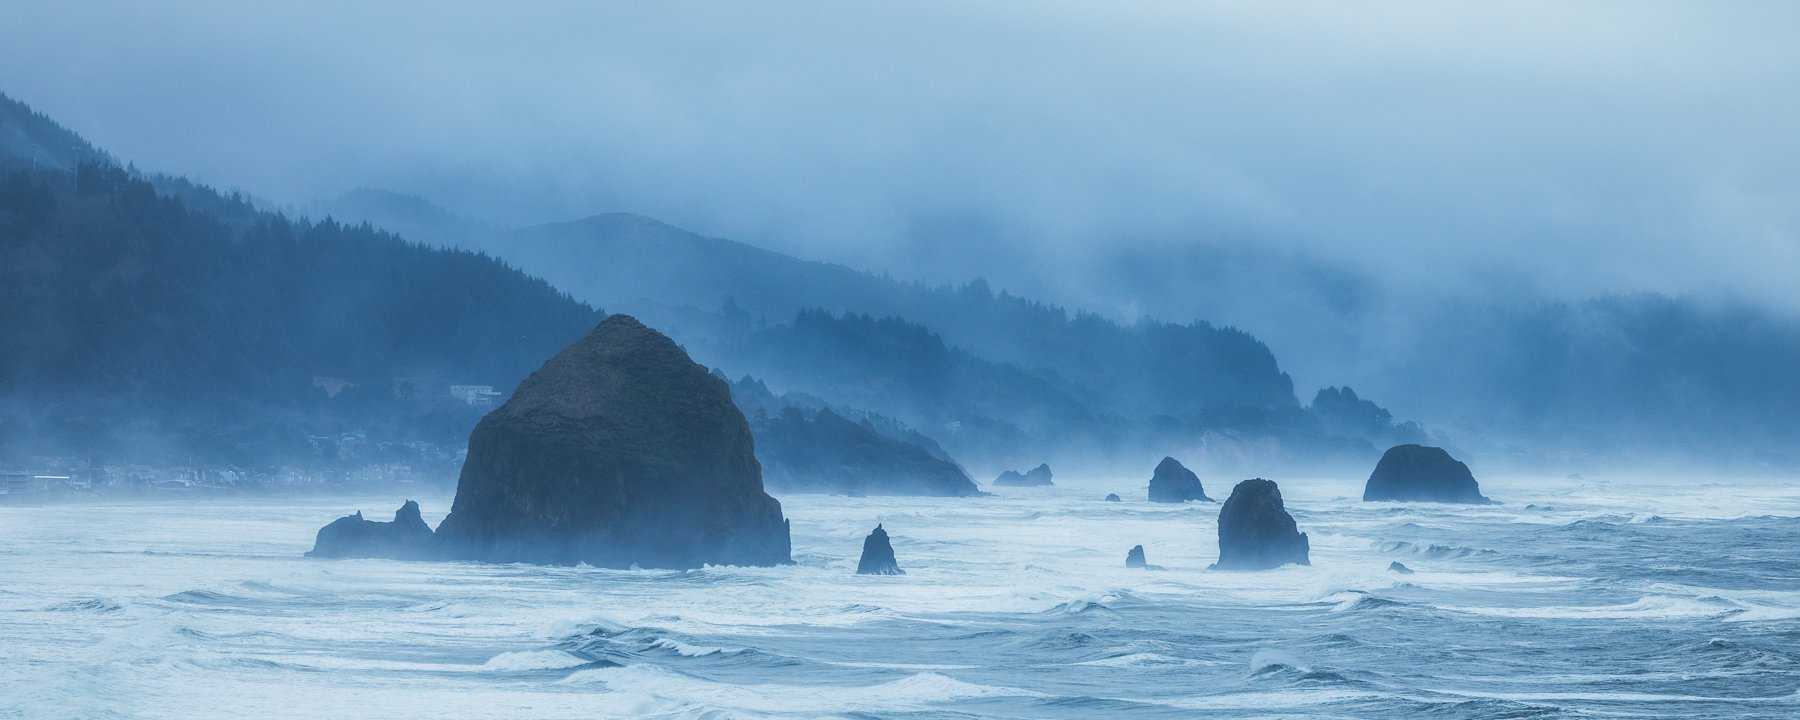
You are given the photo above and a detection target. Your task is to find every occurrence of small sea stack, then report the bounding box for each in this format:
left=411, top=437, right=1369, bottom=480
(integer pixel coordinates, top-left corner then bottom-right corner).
left=1104, top=493, right=1122, bottom=502
left=1147, top=456, right=1210, bottom=503
left=306, top=500, right=436, bottom=560
left=993, top=463, right=1053, bottom=487
left=1388, top=561, right=1415, bottom=575
left=1363, top=444, right=1491, bottom=504
left=856, top=524, right=904, bottom=575
left=1211, top=478, right=1310, bottom=571
left=1126, top=544, right=1147, bottom=569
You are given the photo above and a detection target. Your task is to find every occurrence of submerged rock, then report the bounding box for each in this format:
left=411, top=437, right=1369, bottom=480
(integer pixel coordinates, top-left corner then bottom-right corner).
left=306, top=500, right=436, bottom=560
left=1211, top=478, right=1310, bottom=571
left=431, top=314, right=792, bottom=569
left=1147, top=456, right=1210, bottom=503
left=1363, top=444, right=1490, bottom=504
left=993, top=463, right=1053, bottom=487
left=1104, top=493, right=1121, bottom=502
left=1126, top=544, right=1147, bottom=569
left=1388, top=561, right=1415, bottom=575
left=856, top=524, right=904, bottom=575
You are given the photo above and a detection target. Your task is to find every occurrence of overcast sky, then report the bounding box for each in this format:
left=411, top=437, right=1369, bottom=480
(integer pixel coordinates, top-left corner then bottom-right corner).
left=4, top=1, right=1798, bottom=312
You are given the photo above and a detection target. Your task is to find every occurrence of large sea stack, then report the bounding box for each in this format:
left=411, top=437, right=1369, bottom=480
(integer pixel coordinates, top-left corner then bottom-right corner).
left=431, top=314, right=792, bottom=569
left=993, top=463, right=1053, bottom=487
left=306, top=500, right=436, bottom=559
left=856, top=524, right=904, bottom=575
left=1147, top=456, right=1210, bottom=503
left=1363, top=444, right=1490, bottom=503
left=1212, top=478, right=1310, bottom=570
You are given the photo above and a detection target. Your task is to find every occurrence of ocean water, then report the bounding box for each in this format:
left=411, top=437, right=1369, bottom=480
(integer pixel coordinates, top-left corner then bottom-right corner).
left=4, top=475, right=1799, bottom=719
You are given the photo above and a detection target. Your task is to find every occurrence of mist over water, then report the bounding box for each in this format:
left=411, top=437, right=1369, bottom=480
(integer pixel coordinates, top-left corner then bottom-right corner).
left=5, top=4, right=1800, bottom=717
left=7, top=477, right=1799, bottom=718
left=4, top=2, right=1798, bottom=308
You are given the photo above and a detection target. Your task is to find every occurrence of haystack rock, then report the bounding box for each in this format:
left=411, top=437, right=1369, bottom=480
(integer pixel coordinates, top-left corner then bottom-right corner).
left=306, top=500, right=436, bottom=559
left=1363, top=444, right=1491, bottom=504
left=856, top=524, right=903, bottom=575
left=993, top=463, right=1053, bottom=487
left=1147, top=456, right=1210, bottom=503
left=1104, top=493, right=1122, bottom=502
left=1126, top=544, right=1147, bottom=569
left=1211, top=479, right=1310, bottom=570
left=429, top=314, right=792, bottom=569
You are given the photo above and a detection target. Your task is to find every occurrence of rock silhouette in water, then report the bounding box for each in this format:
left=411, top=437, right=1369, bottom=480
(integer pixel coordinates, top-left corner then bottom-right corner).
left=1388, top=561, right=1415, bottom=575
left=430, top=314, right=792, bottom=569
left=1211, top=478, right=1310, bottom=570
left=1147, top=456, right=1210, bottom=503
left=1104, top=493, right=1122, bottom=502
left=993, top=463, right=1053, bottom=487
left=856, top=524, right=904, bottom=575
left=306, top=500, right=436, bottom=559
left=1126, top=544, right=1147, bottom=568
left=751, top=408, right=982, bottom=497
left=1363, top=444, right=1491, bottom=503
left=728, top=376, right=981, bottom=497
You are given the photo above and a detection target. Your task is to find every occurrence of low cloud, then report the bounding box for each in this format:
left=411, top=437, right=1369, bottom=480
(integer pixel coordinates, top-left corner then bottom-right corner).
left=3, top=1, right=1797, bottom=310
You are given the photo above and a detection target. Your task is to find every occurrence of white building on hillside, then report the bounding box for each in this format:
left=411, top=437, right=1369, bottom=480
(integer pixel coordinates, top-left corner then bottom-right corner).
left=450, top=385, right=503, bottom=407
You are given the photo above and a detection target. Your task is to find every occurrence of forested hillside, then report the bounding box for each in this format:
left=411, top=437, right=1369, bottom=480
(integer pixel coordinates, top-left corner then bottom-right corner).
left=0, top=93, right=1419, bottom=475
left=0, top=98, right=603, bottom=466
left=328, top=193, right=1422, bottom=472
left=332, top=191, right=1800, bottom=472
left=490, top=214, right=1299, bottom=415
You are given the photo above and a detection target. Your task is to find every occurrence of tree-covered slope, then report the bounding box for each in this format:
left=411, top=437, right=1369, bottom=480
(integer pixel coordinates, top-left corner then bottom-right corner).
left=0, top=93, right=111, bottom=172
left=0, top=104, right=603, bottom=466
left=727, top=375, right=981, bottom=497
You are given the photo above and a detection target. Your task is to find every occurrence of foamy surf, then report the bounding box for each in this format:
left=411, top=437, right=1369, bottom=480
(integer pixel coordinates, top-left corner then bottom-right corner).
left=4, top=478, right=1800, bottom=718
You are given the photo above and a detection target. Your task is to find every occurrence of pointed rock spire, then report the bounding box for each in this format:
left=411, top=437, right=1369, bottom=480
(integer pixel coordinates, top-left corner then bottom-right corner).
left=856, top=523, right=904, bottom=575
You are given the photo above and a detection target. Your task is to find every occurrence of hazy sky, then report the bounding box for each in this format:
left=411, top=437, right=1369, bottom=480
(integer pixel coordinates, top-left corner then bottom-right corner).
left=4, top=1, right=1798, bottom=311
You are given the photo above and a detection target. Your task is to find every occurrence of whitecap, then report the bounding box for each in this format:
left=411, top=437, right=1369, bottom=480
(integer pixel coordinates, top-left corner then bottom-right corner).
left=1441, top=594, right=1744, bottom=620
left=1075, top=652, right=1202, bottom=668
left=1248, top=649, right=1310, bottom=675
left=481, top=649, right=591, bottom=671
left=559, top=665, right=1044, bottom=713
left=647, top=637, right=740, bottom=657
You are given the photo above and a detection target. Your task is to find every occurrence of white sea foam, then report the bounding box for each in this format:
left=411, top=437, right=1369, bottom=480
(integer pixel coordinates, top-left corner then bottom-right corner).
left=4, top=479, right=1799, bottom=719
left=1441, top=594, right=1743, bottom=621
left=481, top=650, right=590, bottom=671
left=647, top=637, right=738, bottom=657
left=1075, top=652, right=1204, bottom=668
left=1248, top=648, right=1310, bottom=674
left=559, top=665, right=1042, bottom=713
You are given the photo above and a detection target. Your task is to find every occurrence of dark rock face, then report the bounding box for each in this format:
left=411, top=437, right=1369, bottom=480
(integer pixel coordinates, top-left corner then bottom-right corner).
left=1147, top=456, right=1210, bottom=503
left=856, top=524, right=904, bottom=575
left=1363, top=444, right=1490, bottom=503
left=1388, top=561, right=1415, bottom=575
left=1104, top=493, right=1121, bottom=502
left=1309, top=386, right=1429, bottom=447
left=1212, top=478, right=1310, bottom=571
left=748, top=405, right=981, bottom=497
left=306, top=500, right=436, bottom=559
left=1126, top=544, right=1147, bottom=569
left=993, top=463, right=1053, bottom=487
left=431, top=314, right=792, bottom=569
